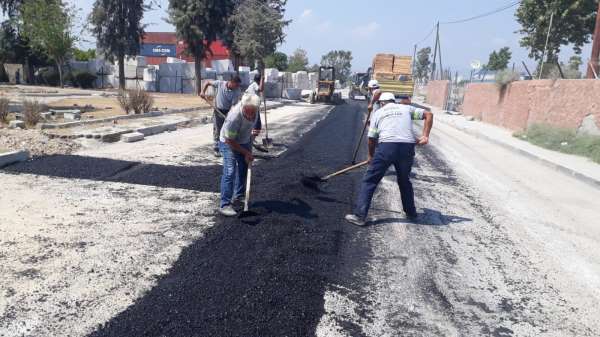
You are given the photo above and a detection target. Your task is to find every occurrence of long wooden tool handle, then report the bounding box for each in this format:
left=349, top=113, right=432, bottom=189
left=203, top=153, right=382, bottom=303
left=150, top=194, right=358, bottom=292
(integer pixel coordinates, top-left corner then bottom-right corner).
left=263, top=95, right=269, bottom=139
left=323, top=160, right=369, bottom=181
left=243, top=163, right=253, bottom=212
left=351, top=109, right=372, bottom=164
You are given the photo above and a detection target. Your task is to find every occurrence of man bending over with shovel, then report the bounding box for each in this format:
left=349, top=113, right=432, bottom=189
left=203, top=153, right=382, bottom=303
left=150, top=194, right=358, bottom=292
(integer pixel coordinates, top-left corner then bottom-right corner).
left=345, top=93, right=433, bottom=226
left=218, top=93, right=261, bottom=217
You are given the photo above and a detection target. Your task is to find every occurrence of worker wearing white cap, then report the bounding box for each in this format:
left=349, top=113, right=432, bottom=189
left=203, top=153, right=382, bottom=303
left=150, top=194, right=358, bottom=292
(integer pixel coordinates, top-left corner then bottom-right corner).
left=367, top=79, right=382, bottom=113
left=345, top=92, right=434, bottom=226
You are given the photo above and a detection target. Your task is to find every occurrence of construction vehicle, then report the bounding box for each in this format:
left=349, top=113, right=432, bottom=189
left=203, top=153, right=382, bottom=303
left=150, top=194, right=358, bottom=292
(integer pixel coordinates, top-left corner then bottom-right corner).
left=349, top=71, right=370, bottom=100
left=370, top=54, right=414, bottom=98
left=310, top=66, right=342, bottom=104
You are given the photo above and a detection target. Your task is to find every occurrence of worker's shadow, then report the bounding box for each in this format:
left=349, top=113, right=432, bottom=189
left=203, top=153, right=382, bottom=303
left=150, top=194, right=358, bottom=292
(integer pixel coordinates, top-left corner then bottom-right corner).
left=247, top=197, right=319, bottom=225
left=368, top=208, right=472, bottom=227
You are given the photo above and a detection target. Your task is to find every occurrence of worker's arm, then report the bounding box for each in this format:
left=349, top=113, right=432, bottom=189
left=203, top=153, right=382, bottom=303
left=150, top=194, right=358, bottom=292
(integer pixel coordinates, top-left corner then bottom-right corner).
left=417, top=111, right=434, bottom=145
left=367, top=90, right=382, bottom=112
left=367, top=138, right=377, bottom=162
left=200, top=81, right=214, bottom=99
left=226, top=138, right=254, bottom=163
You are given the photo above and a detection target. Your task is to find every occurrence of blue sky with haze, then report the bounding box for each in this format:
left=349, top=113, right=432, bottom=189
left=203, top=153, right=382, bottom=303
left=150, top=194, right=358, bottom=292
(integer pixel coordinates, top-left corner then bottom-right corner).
left=69, top=0, right=593, bottom=74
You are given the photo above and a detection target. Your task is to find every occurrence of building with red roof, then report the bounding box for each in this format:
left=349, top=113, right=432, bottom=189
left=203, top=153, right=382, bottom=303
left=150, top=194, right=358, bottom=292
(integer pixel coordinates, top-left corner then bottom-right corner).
left=141, top=32, right=231, bottom=66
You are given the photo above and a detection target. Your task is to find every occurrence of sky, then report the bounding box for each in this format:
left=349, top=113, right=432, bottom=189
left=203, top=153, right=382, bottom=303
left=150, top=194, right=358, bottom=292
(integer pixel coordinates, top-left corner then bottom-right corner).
left=69, top=0, right=593, bottom=75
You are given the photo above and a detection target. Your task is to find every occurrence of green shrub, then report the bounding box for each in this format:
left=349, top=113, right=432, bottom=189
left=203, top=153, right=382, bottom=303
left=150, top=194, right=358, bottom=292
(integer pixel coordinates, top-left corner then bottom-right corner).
left=72, top=71, right=97, bottom=89
left=495, top=70, right=520, bottom=90
left=517, top=124, right=600, bottom=163
left=0, top=97, right=9, bottom=124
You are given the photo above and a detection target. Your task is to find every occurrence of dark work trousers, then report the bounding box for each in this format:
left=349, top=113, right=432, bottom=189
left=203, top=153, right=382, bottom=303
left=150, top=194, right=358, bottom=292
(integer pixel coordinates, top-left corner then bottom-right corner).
left=354, top=142, right=417, bottom=219
left=213, top=108, right=229, bottom=152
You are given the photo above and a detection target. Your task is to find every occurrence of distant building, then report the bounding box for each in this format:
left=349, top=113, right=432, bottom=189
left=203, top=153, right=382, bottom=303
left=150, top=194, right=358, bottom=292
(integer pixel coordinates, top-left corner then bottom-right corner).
left=141, top=32, right=231, bottom=66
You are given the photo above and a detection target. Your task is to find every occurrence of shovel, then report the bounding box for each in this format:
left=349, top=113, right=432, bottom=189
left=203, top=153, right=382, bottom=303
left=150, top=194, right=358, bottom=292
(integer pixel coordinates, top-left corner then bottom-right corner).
left=301, top=160, right=369, bottom=190
left=351, top=109, right=372, bottom=164
left=262, top=96, right=274, bottom=147
left=238, top=161, right=259, bottom=218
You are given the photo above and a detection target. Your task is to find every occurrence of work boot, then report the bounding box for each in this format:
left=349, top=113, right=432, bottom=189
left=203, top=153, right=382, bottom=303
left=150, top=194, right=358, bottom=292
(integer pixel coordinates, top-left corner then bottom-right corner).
left=219, top=205, right=237, bottom=217
left=345, top=214, right=366, bottom=227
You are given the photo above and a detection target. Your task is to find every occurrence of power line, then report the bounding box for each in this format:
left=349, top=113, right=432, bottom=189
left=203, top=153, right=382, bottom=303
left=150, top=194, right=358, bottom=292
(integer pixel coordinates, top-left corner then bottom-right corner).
left=414, top=25, right=436, bottom=46
left=440, top=0, right=521, bottom=25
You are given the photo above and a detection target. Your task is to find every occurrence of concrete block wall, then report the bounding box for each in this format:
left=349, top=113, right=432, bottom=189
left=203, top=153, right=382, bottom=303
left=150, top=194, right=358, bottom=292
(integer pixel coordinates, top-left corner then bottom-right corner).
left=460, top=79, right=600, bottom=132
left=425, top=80, right=450, bottom=108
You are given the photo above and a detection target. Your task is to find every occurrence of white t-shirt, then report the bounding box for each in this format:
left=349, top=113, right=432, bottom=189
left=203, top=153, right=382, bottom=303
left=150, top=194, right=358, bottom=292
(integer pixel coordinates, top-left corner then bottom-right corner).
left=368, top=103, right=425, bottom=143
left=246, top=82, right=260, bottom=96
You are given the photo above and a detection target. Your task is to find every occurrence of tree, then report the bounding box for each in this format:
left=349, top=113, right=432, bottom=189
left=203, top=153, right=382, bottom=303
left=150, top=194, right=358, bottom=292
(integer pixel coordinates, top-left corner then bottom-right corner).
left=221, top=0, right=288, bottom=69
left=568, top=55, right=583, bottom=71
left=516, top=0, right=598, bottom=62
left=414, top=47, right=431, bottom=82
left=169, top=0, right=236, bottom=95
left=229, top=0, right=287, bottom=71
left=20, top=0, right=76, bottom=87
left=287, top=48, right=308, bottom=72
left=320, top=50, right=352, bottom=84
left=486, top=47, right=512, bottom=71
left=0, top=0, right=23, bottom=16
left=90, top=0, right=147, bottom=90
left=73, top=48, right=96, bottom=61
left=307, top=63, right=320, bottom=73
left=265, top=51, right=288, bottom=70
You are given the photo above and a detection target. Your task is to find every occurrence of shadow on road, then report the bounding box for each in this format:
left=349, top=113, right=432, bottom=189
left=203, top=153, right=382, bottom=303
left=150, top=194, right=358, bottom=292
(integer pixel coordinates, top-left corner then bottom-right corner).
left=369, top=208, right=472, bottom=227
left=2, top=154, right=222, bottom=192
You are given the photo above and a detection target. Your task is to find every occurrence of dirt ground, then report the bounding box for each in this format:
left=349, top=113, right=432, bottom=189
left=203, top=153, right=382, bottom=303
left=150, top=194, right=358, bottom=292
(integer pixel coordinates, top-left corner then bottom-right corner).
left=48, top=94, right=210, bottom=120
left=0, top=85, right=210, bottom=123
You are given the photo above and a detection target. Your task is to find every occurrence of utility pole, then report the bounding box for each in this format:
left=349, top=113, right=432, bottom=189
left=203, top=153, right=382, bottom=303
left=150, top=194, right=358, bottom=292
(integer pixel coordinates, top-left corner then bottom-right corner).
left=587, top=1, right=600, bottom=79
left=539, top=10, right=555, bottom=79
left=431, top=22, right=439, bottom=81
left=412, top=44, right=417, bottom=78
left=437, top=30, right=443, bottom=80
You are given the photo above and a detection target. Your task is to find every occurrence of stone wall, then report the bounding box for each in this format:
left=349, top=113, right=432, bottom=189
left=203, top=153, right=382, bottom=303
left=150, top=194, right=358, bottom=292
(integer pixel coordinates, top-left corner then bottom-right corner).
left=459, top=79, right=600, bottom=133
left=425, top=80, right=449, bottom=108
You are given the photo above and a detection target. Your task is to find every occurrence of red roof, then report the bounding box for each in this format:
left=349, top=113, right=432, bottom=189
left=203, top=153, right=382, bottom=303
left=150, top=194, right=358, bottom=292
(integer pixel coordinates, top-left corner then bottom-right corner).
left=142, top=32, right=230, bottom=60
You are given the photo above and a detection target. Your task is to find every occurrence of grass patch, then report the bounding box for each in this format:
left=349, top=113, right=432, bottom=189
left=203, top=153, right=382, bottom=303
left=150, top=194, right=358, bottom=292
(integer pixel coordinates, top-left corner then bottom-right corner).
left=515, top=124, right=600, bottom=163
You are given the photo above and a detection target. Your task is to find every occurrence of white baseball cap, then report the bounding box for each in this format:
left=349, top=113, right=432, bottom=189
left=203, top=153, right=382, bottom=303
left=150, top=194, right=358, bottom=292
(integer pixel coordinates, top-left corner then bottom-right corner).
left=379, top=92, right=396, bottom=102
left=368, top=80, right=380, bottom=88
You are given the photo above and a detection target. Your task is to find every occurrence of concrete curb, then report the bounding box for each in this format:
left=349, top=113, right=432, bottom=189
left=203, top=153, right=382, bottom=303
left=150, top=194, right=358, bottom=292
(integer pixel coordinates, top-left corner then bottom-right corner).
left=437, top=117, right=600, bottom=190
left=0, top=150, right=29, bottom=168
left=39, top=106, right=210, bottom=130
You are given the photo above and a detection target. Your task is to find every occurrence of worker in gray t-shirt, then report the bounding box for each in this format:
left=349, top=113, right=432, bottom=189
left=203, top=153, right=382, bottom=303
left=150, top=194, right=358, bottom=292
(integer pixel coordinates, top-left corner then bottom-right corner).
left=345, top=92, right=434, bottom=227
left=217, top=94, right=261, bottom=217
left=201, top=76, right=242, bottom=156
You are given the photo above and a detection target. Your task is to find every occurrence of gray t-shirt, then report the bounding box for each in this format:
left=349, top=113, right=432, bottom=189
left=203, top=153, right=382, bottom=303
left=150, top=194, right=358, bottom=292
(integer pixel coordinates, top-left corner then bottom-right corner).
left=220, top=103, right=258, bottom=145
left=368, top=103, right=425, bottom=143
left=212, top=80, right=241, bottom=111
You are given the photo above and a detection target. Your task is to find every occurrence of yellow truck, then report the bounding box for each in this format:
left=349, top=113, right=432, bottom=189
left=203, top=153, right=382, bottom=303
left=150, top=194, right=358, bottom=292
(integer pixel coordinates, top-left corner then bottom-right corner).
left=370, top=54, right=414, bottom=98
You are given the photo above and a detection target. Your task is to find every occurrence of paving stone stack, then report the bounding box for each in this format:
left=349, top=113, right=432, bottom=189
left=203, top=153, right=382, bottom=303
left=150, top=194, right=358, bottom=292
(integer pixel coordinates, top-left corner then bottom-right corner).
left=309, top=72, right=318, bottom=90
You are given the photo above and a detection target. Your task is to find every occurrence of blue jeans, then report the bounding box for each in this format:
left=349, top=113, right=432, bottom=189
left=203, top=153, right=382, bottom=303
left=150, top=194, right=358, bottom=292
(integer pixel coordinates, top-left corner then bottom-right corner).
left=354, top=142, right=417, bottom=219
left=219, top=141, right=251, bottom=208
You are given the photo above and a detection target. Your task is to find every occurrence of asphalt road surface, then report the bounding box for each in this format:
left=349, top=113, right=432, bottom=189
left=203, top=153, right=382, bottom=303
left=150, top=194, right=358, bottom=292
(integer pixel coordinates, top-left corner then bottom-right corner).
left=85, top=100, right=600, bottom=336
left=3, top=100, right=599, bottom=336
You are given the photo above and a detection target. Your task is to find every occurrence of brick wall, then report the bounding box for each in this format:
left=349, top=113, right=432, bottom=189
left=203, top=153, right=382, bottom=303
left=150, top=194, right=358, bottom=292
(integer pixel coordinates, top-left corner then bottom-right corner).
left=425, top=80, right=449, bottom=108
left=460, top=79, right=600, bottom=132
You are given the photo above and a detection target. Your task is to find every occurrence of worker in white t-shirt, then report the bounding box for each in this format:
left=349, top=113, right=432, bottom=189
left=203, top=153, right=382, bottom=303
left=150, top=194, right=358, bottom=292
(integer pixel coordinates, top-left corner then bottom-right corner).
left=346, top=92, right=434, bottom=226
left=245, top=73, right=264, bottom=131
